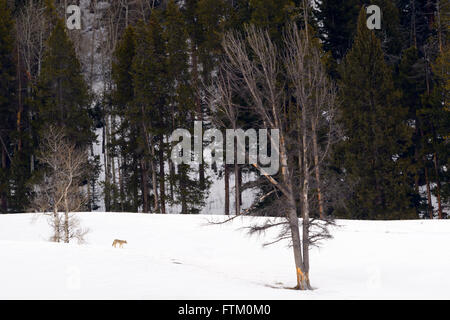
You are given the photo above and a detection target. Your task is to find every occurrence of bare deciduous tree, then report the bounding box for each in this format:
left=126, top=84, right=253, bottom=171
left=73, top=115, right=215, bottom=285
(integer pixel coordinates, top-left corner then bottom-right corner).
left=31, top=126, right=89, bottom=243
left=208, top=23, right=341, bottom=290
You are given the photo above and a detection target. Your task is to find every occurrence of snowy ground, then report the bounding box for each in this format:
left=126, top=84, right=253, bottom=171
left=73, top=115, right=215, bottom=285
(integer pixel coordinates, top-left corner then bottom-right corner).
left=0, top=212, right=449, bottom=299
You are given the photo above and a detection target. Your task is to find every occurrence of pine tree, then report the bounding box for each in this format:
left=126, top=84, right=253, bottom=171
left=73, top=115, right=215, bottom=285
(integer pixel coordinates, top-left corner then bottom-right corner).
left=131, top=12, right=168, bottom=213
left=111, top=25, right=140, bottom=212
left=0, top=0, right=16, bottom=213
left=315, top=1, right=403, bottom=77
left=34, top=18, right=95, bottom=212
left=249, top=0, right=297, bottom=43
left=421, top=0, right=450, bottom=218
left=36, top=19, right=93, bottom=148
left=314, top=0, right=362, bottom=61
left=336, top=8, right=416, bottom=219
left=396, top=0, right=437, bottom=50
left=166, top=0, right=209, bottom=214
left=396, top=46, right=430, bottom=216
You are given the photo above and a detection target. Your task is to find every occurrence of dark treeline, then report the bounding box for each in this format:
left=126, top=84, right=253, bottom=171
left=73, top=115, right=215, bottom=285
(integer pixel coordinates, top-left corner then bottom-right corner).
left=0, top=0, right=448, bottom=219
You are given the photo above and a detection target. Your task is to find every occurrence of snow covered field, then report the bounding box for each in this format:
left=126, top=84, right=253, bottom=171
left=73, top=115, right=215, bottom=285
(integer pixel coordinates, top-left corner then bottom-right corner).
left=0, top=212, right=449, bottom=299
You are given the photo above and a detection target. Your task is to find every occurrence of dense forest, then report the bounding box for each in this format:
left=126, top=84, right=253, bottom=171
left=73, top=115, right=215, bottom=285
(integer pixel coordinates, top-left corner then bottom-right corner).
left=0, top=0, right=448, bottom=221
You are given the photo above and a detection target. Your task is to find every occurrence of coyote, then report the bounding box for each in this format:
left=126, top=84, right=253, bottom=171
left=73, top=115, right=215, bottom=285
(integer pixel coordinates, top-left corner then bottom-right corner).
left=112, top=239, right=127, bottom=248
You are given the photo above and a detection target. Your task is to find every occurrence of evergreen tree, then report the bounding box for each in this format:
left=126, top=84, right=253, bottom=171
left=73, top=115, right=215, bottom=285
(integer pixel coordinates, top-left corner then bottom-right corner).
left=131, top=15, right=167, bottom=213
left=396, top=46, right=429, bottom=216
left=396, top=0, right=437, bottom=50
left=315, top=0, right=403, bottom=77
left=0, top=0, right=16, bottom=213
left=34, top=18, right=95, bottom=211
left=336, top=8, right=416, bottom=219
left=111, top=25, right=140, bottom=212
left=166, top=0, right=209, bottom=213
left=249, top=0, right=297, bottom=43
left=420, top=0, right=450, bottom=218
left=314, top=0, right=362, bottom=61
left=36, top=19, right=93, bottom=147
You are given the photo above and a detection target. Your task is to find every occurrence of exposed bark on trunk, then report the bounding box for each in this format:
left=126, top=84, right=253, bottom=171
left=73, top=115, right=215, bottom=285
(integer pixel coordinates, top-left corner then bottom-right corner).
left=64, top=211, right=69, bottom=243
left=118, top=154, right=124, bottom=212
left=149, top=142, right=159, bottom=213
left=1, top=147, right=7, bottom=213
left=180, top=165, right=188, bottom=214
left=414, top=127, right=420, bottom=194
left=141, top=158, right=149, bottom=213
left=103, top=116, right=111, bottom=211
left=111, top=118, right=116, bottom=190
left=224, top=164, right=230, bottom=215
left=425, top=166, right=433, bottom=219
left=433, top=153, right=443, bottom=219
left=133, top=156, right=139, bottom=212
left=191, top=46, right=205, bottom=187
left=301, top=115, right=311, bottom=289
left=17, top=43, right=23, bottom=153
left=169, top=156, right=174, bottom=201
left=311, top=121, right=324, bottom=219
left=419, top=126, right=433, bottom=219
left=279, top=134, right=307, bottom=290
left=52, top=209, right=61, bottom=242
left=234, top=160, right=240, bottom=215
left=159, top=137, right=166, bottom=213
left=437, top=0, right=443, bottom=53
left=238, top=167, right=242, bottom=206
left=140, top=103, right=158, bottom=213
left=411, top=0, right=417, bottom=47
left=87, top=176, right=92, bottom=211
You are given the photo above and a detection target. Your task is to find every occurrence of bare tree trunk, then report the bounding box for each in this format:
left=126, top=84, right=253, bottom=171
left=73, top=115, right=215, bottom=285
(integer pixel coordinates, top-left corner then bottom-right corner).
left=64, top=211, right=69, bottom=243
left=419, top=125, right=433, bottom=219
left=118, top=154, right=124, bottom=212
left=191, top=47, right=205, bottom=186
left=168, top=153, right=174, bottom=201
left=104, top=116, right=111, bottom=211
left=224, top=164, right=230, bottom=215
left=90, top=0, right=98, bottom=89
left=433, top=153, right=443, bottom=219
left=16, top=39, right=23, bottom=153
left=411, top=0, right=417, bottom=47
left=425, top=166, right=433, bottom=218
left=150, top=141, right=159, bottom=213
left=180, top=165, right=188, bottom=214
left=414, top=127, right=420, bottom=194
left=159, top=137, right=166, bottom=213
left=141, top=158, right=149, bottom=213
left=280, top=135, right=307, bottom=290
left=234, top=152, right=240, bottom=215
left=311, top=121, right=325, bottom=219
left=52, top=208, right=61, bottom=242
left=301, top=115, right=311, bottom=289
left=1, top=147, right=7, bottom=213
left=238, top=167, right=242, bottom=206
left=87, top=174, right=92, bottom=211
left=436, top=0, right=443, bottom=53
left=111, top=118, right=116, bottom=188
